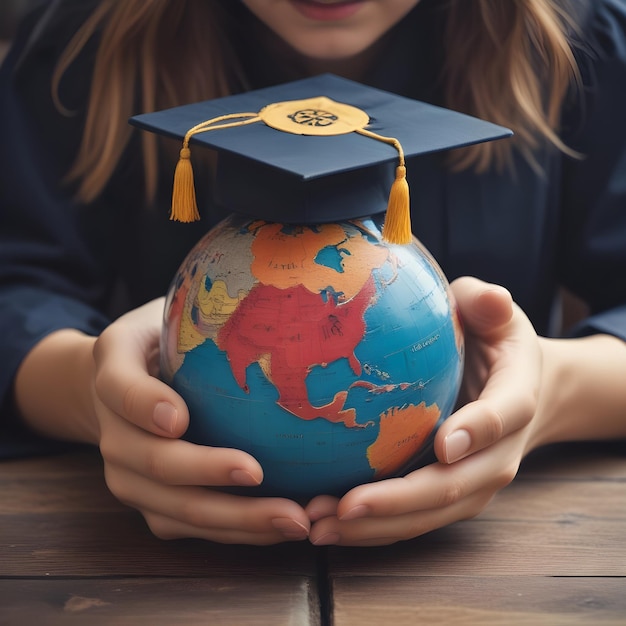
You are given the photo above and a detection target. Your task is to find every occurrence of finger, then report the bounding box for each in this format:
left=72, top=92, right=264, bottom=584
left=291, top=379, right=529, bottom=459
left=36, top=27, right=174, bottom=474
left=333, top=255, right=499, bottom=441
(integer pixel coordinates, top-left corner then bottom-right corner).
left=333, top=438, right=520, bottom=520
left=309, top=436, right=522, bottom=546
left=438, top=307, right=539, bottom=462
left=105, top=466, right=310, bottom=544
left=437, top=388, right=535, bottom=464
left=93, top=299, right=190, bottom=438
left=98, top=406, right=264, bottom=487
left=310, top=487, right=496, bottom=547
left=442, top=279, right=540, bottom=462
left=306, top=495, right=340, bottom=522
left=143, top=511, right=305, bottom=545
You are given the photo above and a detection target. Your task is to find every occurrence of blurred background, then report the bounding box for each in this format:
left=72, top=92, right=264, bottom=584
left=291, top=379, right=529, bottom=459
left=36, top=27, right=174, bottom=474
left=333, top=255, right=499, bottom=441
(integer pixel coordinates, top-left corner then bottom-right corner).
left=1, top=0, right=44, bottom=63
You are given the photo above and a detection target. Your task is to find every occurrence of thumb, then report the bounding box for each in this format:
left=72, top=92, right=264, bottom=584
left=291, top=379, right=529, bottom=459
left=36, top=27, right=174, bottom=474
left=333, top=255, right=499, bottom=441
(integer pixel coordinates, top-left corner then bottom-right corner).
left=450, top=276, right=514, bottom=338
left=93, top=299, right=190, bottom=438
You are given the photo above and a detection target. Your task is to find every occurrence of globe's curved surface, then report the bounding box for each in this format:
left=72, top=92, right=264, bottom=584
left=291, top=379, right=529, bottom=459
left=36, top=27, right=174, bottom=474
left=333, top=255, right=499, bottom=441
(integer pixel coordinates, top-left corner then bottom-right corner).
left=161, top=214, right=464, bottom=499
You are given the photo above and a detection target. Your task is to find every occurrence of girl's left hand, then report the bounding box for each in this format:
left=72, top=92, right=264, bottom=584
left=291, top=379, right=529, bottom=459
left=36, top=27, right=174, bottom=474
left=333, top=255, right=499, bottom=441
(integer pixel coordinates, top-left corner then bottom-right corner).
left=306, top=276, right=542, bottom=546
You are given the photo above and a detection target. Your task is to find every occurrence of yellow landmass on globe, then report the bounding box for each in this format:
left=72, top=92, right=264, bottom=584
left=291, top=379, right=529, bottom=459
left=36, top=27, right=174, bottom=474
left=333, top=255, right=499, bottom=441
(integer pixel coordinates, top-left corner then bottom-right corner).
left=177, top=306, right=206, bottom=354
left=197, top=279, right=246, bottom=325
left=178, top=278, right=246, bottom=353
left=367, top=401, right=440, bottom=476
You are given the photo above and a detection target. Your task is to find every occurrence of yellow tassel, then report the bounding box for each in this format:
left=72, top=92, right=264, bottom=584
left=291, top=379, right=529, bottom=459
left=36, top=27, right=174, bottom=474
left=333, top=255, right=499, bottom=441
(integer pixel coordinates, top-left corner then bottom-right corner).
left=355, top=128, right=412, bottom=245
left=169, top=114, right=260, bottom=223
left=382, top=164, right=412, bottom=245
left=171, top=146, right=200, bottom=222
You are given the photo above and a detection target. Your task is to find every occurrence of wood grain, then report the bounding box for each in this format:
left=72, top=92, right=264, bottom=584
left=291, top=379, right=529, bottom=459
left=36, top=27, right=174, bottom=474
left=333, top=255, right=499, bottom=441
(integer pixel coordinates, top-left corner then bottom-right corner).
left=331, top=576, right=626, bottom=626
left=326, top=443, right=626, bottom=624
left=1, top=442, right=624, bottom=625
left=0, top=451, right=319, bottom=579
left=0, top=578, right=319, bottom=626
left=0, top=450, right=320, bottom=626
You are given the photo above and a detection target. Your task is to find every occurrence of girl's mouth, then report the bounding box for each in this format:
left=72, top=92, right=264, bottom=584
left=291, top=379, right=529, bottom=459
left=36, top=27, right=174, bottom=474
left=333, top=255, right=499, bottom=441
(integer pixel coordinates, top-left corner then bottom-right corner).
left=291, top=0, right=365, bottom=22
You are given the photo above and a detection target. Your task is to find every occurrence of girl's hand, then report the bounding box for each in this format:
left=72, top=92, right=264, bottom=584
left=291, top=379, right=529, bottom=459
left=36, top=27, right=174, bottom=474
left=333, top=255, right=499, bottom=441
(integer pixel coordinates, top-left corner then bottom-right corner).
left=306, top=276, right=542, bottom=546
left=92, top=298, right=310, bottom=545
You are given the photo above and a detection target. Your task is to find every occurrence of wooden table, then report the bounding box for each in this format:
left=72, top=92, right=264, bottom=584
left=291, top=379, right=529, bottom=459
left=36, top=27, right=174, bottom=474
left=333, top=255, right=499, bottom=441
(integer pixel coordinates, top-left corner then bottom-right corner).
left=1, top=442, right=625, bottom=625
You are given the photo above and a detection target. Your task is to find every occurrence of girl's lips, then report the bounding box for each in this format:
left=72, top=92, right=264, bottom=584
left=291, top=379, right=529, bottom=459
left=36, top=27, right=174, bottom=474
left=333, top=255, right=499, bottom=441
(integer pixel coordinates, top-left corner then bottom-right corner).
left=290, top=0, right=365, bottom=22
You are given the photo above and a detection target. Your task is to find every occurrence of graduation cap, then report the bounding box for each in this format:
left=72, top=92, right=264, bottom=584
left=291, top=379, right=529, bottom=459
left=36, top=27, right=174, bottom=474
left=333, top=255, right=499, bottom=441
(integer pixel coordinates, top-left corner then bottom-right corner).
left=130, top=74, right=512, bottom=244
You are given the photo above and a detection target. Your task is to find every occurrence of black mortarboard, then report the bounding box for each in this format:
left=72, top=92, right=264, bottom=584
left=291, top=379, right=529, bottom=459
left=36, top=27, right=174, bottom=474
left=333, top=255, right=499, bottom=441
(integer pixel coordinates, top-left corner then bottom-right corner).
left=130, top=74, right=512, bottom=244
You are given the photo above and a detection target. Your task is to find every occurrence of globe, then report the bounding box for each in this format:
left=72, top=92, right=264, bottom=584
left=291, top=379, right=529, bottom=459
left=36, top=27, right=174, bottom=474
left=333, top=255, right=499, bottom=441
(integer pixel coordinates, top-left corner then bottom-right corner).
left=161, top=213, right=464, bottom=500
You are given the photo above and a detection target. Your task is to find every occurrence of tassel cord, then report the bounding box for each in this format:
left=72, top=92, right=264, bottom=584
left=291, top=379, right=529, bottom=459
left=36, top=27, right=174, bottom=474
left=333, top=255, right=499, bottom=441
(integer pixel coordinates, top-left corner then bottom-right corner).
left=171, top=113, right=260, bottom=222
left=355, top=128, right=406, bottom=168
left=181, top=113, right=261, bottom=150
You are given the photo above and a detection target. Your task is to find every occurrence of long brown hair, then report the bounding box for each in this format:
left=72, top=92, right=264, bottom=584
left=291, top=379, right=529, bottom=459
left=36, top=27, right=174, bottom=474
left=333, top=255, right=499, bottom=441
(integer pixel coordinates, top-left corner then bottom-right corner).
left=53, top=0, right=581, bottom=204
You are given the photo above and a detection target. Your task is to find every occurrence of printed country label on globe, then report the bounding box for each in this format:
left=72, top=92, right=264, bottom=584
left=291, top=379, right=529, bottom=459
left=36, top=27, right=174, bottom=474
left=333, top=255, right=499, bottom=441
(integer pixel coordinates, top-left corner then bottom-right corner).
left=161, top=214, right=464, bottom=499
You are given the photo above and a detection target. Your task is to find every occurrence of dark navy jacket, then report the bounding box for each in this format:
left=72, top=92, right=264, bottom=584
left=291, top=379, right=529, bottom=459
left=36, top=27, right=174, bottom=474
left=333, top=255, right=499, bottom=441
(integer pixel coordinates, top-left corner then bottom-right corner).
left=1, top=0, right=626, bottom=455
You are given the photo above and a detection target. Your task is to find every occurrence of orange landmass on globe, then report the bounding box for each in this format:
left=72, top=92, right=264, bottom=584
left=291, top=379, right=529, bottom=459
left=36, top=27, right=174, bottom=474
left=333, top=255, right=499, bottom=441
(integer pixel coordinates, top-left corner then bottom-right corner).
left=249, top=222, right=389, bottom=300
left=366, top=401, right=440, bottom=476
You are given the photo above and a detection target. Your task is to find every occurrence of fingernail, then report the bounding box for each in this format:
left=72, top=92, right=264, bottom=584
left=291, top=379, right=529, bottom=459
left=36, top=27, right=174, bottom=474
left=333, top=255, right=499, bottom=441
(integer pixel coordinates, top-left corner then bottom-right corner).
left=444, top=429, right=471, bottom=463
left=153, top=402, right=178, bottom=433
left=271, top=518, right=309, bottom=540
left=339, top=504, right=370, bottom=521
left=230, top=469, right=261, bottom=487
left=312, top=532, right=341, bottom=546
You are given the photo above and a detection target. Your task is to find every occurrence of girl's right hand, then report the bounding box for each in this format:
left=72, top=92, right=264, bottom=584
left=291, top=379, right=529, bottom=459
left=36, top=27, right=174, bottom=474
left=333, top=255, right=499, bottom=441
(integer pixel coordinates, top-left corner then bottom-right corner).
left=91, top=298, right=310, bottom=545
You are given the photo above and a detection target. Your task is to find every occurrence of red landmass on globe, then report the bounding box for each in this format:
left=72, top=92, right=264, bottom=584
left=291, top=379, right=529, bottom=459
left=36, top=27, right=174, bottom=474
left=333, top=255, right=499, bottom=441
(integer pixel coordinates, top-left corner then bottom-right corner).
left=216, top=277, right=377, bottom=428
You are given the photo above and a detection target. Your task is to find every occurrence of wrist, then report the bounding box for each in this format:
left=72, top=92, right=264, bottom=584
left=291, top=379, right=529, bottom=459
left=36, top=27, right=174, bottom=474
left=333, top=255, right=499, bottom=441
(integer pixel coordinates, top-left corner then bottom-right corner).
left=14, top=329, right=100, bottom=444
left=525, top=334, right=626, bottom=453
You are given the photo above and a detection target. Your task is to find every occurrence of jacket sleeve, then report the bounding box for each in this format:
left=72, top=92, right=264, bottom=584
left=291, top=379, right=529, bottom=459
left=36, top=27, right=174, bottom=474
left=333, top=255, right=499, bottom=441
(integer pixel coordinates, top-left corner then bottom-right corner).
left=0, top=2, right=112, bottom=451
left=559, top=0, right=626, bottom=341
